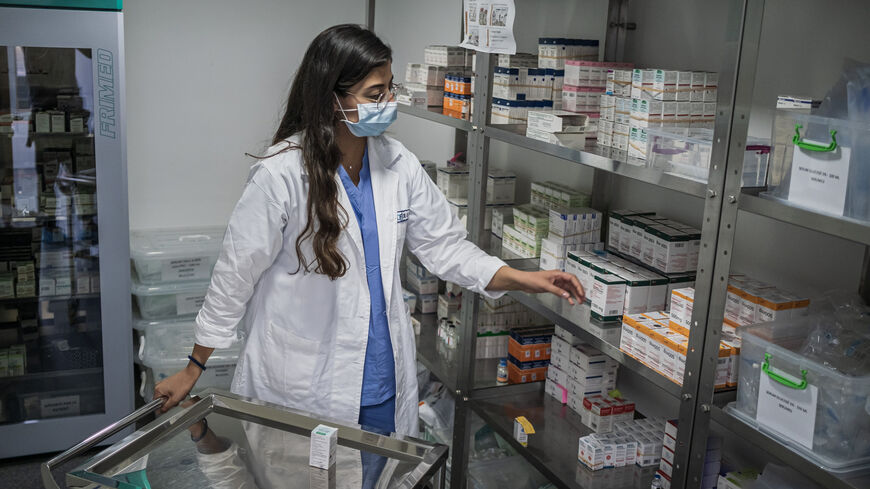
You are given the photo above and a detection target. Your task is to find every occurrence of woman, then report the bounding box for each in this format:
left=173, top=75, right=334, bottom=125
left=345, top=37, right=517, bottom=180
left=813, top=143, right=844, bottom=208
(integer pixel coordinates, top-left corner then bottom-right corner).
left=155, top=23, right=583, bottom=442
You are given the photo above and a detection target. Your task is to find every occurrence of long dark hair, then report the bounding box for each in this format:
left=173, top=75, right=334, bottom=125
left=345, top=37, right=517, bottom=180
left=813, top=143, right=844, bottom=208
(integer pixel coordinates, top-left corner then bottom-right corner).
left=272, top=24, right=391, bottom=279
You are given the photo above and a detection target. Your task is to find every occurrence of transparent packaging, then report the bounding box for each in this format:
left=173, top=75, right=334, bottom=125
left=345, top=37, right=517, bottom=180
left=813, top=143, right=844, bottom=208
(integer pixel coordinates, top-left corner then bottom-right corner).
left=130, top=227, right=224, bottom=285
left=139, top=319, right=242, bottom=391
left=646, top=127, right=770, bottom=187
left=730, top=316, right=870, bottom=472
left=764, top=111, right=870, bottom=222
left=131, top=275, right=210, bottom=319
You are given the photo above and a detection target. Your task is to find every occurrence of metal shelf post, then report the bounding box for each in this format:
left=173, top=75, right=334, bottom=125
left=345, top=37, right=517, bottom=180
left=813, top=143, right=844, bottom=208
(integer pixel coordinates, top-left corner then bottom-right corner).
left=449, top=51, right=496, bottom=489
left=673, top=1, right=766, bottom=487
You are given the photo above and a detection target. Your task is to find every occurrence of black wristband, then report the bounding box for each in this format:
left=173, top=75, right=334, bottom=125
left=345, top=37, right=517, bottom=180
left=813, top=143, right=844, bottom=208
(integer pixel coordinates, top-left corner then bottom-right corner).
left=188, top=355, right=207, bottom=371
left=190, top=418, right=208, bottom=442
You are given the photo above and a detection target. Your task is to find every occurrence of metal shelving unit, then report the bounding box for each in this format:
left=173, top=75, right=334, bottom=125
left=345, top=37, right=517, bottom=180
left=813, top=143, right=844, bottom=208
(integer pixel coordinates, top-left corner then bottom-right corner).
left=398, top=104, right=472, bottom=131
left=738, top=192, right=870, bottom=245
left=470, top=388, right=657, bottom=489
left=484, top=124, right=708, bottom=198
left=709, top=407, right=870, bottom=489
left=376, top=0, right=870, bottom=487
left=414, top=313, right=504, bottom=392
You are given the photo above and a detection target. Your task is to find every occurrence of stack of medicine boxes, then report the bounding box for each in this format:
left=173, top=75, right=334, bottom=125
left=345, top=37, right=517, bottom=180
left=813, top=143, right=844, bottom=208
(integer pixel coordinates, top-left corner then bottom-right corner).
left=657, top=420, right=722, bottom=489
left=607, top=209, right=701, bottom=276
left=400, top=45, right=472, bottom=114
left=507, top=326, right=554, bottom=383
left=490, top=51, right=562, bottom=125
left=619, top=287, right=738, bottom=391
left=405, top=255, right=438, bottom=315
left=577, top=417, right=668, bottom=471
left=562, top=61, right=633, bottom=140
left=502, top=181, right=597, bottom=261
left=437, top=165, right=516, bottom=237
left=129, top=227, right=243, bottom=400
left=546, top=326, right=618, bottom=411
left=598, top=68, right=718, bottom=158
left=477, top=295, right=550, bottom=361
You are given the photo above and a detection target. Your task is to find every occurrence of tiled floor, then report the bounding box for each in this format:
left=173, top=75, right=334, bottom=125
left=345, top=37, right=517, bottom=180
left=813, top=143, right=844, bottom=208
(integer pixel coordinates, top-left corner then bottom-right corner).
left=0, top=449, right=100, bottom=489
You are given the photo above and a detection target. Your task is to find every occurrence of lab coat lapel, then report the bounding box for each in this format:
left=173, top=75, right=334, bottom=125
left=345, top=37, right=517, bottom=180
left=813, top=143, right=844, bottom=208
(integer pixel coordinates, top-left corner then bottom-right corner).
left=368, top=137, right=399, bottom=317
left=335, top=172, right=363, bottom=260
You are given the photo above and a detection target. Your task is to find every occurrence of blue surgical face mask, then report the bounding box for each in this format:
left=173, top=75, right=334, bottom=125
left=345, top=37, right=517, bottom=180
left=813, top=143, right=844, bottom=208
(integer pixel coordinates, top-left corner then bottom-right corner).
left=335, top=93, right=398, bottom=137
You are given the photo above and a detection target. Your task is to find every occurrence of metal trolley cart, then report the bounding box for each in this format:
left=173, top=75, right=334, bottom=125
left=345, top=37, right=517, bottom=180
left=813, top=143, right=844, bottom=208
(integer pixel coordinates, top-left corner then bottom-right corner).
left=42, top=389, right=448, bottom=489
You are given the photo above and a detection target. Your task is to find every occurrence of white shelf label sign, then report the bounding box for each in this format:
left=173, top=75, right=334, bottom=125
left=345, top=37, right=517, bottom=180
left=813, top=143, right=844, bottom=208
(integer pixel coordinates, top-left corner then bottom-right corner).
left=756, top=371, right=818, bottom=450
left=41, top=395, right=81, bottom=418
left=162, top=257, right=210, bottom=282
left=176, top=292, right=206, bottom=316
left=788, top=143, right=851, bottom=216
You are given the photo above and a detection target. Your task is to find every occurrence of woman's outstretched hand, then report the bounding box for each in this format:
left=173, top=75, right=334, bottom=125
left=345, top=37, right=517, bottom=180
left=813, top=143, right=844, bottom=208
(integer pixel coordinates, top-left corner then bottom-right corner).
left=487, top=267, right=585, bottom=304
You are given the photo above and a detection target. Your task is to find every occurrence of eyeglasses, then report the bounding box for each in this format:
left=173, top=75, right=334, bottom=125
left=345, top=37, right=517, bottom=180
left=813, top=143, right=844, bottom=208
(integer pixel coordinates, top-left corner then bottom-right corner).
left=346, top=81, right=402, bottom=112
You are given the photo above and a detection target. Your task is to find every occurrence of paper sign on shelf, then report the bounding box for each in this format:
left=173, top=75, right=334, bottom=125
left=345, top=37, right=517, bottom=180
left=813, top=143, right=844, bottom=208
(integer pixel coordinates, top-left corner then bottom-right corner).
left=177, top=292, right=206, bottom=316
left=756, top=370, right=818, bottom=450
left=161, top=257, right=210, bottom=282
left=787, top=143, right=851, bottom=216
left=460, top=1, right=517, bottom=54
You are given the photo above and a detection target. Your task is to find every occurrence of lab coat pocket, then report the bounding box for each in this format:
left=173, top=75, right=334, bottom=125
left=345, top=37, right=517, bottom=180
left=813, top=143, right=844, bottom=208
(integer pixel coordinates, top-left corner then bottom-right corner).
left=264, top=320, right=319, bottom=394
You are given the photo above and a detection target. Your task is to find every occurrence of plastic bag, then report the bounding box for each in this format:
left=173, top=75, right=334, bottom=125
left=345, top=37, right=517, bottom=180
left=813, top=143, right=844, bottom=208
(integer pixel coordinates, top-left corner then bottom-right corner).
left=800, top=291, right=870, bottom=376
left=814, top=58, right=870, bottom=220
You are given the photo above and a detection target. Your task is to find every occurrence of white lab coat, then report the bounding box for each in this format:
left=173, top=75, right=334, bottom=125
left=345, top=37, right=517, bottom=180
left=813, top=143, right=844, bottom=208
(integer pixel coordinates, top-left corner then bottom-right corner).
left=194, top=133, right=506, bottom=438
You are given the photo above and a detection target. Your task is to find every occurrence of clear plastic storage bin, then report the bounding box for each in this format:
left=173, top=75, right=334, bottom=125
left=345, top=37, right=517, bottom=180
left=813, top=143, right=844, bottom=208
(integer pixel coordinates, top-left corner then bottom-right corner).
left=646, top=127, right=770, bottom=187
left=729, top=317, right=870, bottom=472
left=130, top=227, right=224, bottom=285
left=131, top=275, right=210, bottom=319
left=764, top=111, right=870, bottom=222
left=139, top=320, right=242, bottom=392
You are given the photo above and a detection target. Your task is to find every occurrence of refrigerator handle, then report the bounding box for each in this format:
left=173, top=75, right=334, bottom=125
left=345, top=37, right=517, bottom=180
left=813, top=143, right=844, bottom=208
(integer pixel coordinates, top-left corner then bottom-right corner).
left=41, top=397, right=167, bottom=489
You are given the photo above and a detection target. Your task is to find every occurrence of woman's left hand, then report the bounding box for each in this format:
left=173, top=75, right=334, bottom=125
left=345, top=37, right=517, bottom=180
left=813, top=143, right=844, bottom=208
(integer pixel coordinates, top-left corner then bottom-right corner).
left=488, top=267, right=585, bottom=305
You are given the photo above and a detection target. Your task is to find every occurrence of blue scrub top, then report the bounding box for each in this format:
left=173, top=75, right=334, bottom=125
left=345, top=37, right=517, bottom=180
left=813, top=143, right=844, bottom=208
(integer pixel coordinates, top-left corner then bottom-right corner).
left=337, top=148, right=397, bottom=406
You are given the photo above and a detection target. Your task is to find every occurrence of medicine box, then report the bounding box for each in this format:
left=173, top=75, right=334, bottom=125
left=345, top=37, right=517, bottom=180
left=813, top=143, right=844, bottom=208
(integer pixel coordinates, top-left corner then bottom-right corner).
left=508, top=327, right=553, bottom=362
left=668, top=287, right=694, bottom=336
left=436, top=166, right=469, bottom=200
left=545, top=377, right=569, bottom=404
left=502, top=224, right=541, bottom=259
left=309, top=424, right=338, bottom=469
left=405, top=272, right=438, bottom=296
left=507, top=355, right=549, bottom=384
left=424, top=45, right=471, bottom=67
left=486, top=170, right=517, bottom=204
left=590, top=274, right=627, bottom=321
left=527, top=110, right=587, bottom=133
left=548, top=207, right=601, bottom=241
left=130, top=227, right=224, bottom=285
left=416, top=294, right=438, bottom=314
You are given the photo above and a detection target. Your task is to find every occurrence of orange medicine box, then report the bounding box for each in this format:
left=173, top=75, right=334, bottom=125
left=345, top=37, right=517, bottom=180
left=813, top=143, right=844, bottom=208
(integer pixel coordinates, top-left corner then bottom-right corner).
left=508, top=326, right=554, bottom=361
left=507, top=355, right=549, bottom=384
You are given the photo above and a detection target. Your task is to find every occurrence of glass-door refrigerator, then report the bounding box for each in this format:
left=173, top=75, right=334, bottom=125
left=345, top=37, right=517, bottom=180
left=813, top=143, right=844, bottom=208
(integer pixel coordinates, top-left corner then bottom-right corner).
left=0, top=1, right=132, bottom=457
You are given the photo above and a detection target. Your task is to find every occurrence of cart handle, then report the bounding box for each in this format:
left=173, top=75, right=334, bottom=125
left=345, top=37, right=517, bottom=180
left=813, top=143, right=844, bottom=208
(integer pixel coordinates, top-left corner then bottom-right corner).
left=762, top=353, right=808, bottom=390
left=792, top=124, right=838, bottom=152
left=41, top=397, right=167, bottom=489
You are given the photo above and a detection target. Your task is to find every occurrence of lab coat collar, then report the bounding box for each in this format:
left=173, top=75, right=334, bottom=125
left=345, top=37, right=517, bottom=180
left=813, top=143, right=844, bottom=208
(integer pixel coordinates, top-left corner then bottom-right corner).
left=281, top=133, right=401, bottom=177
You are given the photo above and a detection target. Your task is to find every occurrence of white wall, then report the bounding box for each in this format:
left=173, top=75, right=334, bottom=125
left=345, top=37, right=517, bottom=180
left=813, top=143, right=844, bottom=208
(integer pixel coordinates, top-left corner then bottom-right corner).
left=374, top=0, right=463, bottom=165
left=124, top=0, right=365, bottom=230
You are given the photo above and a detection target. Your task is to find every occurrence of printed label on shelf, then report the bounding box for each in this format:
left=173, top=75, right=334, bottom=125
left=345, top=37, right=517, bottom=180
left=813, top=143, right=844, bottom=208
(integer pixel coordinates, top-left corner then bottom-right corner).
left=787, top=144, right=851, bottom=216
left=176, top=292, right=206, bottom=316
left=161, top=258, right=210, bottom=282
left=40, top=395, right=81, bottom=418
left=756, top=372, right=818, bottom=450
